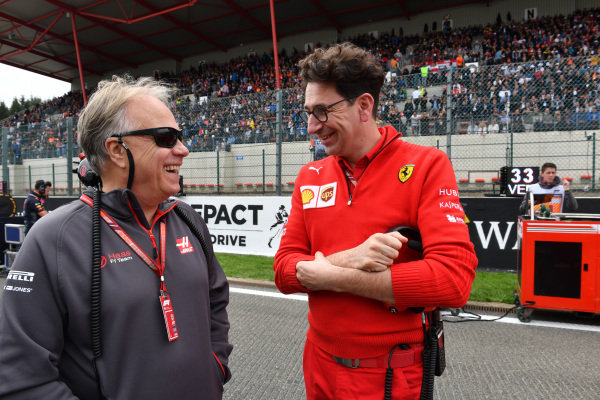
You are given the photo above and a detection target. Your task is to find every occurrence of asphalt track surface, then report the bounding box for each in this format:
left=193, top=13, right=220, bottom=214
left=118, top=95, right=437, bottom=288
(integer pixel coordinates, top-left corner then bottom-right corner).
left=2, top=274, right=600, bottom=399
left=224, top=283, right=600, bottom=400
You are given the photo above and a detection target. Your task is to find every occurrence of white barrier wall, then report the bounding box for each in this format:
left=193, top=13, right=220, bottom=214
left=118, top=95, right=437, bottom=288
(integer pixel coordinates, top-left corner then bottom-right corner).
left=12, top=130, right=598, bottom=193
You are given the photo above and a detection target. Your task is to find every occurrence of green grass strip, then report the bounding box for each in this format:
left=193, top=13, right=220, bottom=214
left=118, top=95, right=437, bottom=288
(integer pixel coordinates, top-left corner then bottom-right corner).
left=217, top=253, right=516, bottom=304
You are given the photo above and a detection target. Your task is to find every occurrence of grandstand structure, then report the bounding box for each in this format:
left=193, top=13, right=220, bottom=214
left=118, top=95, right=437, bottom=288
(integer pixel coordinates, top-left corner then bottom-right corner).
left=1, top=0, right=599, bottom=195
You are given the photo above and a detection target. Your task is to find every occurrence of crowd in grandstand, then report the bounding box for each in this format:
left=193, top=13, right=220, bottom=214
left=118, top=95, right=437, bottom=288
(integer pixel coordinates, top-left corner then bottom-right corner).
left=2, top=7, right=599, bottom=160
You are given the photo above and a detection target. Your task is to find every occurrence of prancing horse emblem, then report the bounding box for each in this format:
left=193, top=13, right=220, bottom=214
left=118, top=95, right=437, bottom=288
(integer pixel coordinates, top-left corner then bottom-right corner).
left=398, top=164, right=414, bottom=183
left=309, top=166, right=323, bottom=175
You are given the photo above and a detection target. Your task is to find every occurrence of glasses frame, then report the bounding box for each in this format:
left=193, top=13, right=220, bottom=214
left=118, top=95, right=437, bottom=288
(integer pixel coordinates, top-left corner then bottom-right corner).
left=300, top=97, right=355, bottom=123
left=110, top=127, right=183, bottom=148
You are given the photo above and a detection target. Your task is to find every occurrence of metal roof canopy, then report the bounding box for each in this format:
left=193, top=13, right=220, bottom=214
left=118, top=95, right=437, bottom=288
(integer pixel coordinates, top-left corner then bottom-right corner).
left=0, top=0, right=486, bottom=104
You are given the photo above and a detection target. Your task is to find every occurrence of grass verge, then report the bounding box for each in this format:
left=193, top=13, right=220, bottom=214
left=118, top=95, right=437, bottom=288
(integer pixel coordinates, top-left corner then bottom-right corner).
left=217, top=253, right=516, bottom=304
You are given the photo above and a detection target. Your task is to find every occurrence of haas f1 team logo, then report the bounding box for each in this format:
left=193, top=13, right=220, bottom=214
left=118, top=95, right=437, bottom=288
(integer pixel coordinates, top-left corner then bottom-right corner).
left=176, top=236, right=195, bottom=254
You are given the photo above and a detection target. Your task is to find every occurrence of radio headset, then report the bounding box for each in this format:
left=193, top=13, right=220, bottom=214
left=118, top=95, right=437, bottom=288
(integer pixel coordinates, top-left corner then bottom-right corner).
left=74, top=154, right=210, bottom=399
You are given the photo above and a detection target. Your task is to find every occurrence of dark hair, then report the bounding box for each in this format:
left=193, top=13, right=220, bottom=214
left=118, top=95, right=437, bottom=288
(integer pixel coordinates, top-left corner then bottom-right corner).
left=34, top=179, right=46, bottom=192
left=541, top=162, right=557, bottom=172
left=298, top=42, right=384, bottom=118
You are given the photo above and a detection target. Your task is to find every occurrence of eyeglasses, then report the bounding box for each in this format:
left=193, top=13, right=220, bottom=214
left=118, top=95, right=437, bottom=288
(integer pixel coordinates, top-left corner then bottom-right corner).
left=300, top=97, right=355, bottom=123
left=111, top=127, right=183, bottom=148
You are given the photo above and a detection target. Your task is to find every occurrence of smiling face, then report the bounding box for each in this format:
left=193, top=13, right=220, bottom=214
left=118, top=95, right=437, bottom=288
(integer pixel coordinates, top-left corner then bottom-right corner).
left=304, top=82, right=372, bottom=166
left=122, top=95, right=189, bottom=207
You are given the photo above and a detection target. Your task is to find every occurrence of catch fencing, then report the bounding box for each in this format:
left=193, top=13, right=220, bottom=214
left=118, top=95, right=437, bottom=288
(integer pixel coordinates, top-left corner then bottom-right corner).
left=1, top=56, right=598, bottom=195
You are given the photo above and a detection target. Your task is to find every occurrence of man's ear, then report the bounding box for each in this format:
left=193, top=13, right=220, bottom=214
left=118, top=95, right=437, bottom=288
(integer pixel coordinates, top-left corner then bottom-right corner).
left=105, top=138, right=128, bottom=169
left=357, top=93, right=375, bottom=122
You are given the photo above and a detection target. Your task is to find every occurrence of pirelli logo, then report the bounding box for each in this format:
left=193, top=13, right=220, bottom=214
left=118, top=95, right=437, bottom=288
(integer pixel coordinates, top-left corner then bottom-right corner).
left=7, top=271, right=35, bottom=282
left=4, top=270, right=35, bottom=294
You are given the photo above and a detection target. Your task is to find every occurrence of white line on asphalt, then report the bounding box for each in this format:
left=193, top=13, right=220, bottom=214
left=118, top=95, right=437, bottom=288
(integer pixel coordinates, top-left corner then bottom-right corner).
left=466, top=313, right=600, bottom=332
left=232, top=287, right=600, bottom=333
left=231, top=287, right=307, bottom=301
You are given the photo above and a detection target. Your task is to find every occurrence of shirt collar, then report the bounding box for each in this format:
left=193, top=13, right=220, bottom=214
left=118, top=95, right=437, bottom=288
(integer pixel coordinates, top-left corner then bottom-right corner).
left=336, top=126, right=392, bottom=171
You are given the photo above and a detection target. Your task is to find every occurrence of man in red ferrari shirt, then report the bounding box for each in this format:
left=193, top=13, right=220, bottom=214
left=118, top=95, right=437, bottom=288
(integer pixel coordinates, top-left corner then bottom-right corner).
left=274, top=42, right=478, bottom=399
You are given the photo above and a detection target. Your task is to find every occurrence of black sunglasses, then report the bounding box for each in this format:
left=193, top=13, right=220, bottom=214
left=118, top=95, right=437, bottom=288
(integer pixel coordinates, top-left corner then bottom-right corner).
left=111, top=127, right=183, bottom=148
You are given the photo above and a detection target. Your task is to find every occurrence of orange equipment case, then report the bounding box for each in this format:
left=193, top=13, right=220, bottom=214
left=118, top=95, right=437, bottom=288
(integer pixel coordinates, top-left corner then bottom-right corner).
left=516, top=216, right=600, bottom=321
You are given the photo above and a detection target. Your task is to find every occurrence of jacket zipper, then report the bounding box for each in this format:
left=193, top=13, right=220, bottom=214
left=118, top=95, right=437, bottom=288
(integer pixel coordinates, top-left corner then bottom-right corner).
left=342, top=132, right=402, bottom=206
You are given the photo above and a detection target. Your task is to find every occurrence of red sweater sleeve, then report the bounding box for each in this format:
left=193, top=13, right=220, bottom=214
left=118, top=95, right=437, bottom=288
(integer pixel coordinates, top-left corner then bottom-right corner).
left=390, top=150, right=478, bottom=309
left=273, top=177, right=313, bottom=294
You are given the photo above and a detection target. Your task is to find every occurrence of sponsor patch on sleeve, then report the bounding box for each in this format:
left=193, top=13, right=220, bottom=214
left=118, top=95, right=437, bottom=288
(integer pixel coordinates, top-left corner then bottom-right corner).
left=4, top=270, right=35, bottom=294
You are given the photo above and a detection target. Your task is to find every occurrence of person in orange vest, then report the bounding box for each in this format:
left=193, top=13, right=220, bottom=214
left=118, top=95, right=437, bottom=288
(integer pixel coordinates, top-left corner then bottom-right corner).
left=519, top=162, right=578, bottom=215
left=456, top=53, right=464, bottom=68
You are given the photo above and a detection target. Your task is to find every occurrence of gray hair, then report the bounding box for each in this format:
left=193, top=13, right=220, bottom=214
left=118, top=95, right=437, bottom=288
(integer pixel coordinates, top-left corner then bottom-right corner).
left=77, top=75, right=173, bottom=175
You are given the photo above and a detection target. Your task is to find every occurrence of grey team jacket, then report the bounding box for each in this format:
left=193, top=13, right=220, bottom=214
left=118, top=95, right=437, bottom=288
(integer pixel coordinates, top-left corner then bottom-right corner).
left=0, top=189, right=232, bottom=400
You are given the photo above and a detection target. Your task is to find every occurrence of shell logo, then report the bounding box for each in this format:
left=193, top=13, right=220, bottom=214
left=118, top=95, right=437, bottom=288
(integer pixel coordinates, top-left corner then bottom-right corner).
left=320, top=186, right=334, bottom=202
left=301, top=188, right=315, bottom=204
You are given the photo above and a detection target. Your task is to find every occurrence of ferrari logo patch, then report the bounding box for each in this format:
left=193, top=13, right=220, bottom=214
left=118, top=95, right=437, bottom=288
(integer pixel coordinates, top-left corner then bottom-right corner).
left=398, top=164, right=414, bottom=183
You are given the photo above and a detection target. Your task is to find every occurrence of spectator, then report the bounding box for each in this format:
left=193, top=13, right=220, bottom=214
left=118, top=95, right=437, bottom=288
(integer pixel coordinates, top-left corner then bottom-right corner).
left=410, top=111, right=422, bottom=135
left=488, top=118, right=500, bottom=133
left=4, top=6, right=600, bottom=153
left=499, top=110, right=511, bottom=132
left=532, top=105, right=544, bottom=131
left=477, top=120, right=488, bottom=134
left=554, top=112, right=570, bottom=131
left=521, top=104, right=534, bottom=131
left=403, top=97, right=415, bottom=123
left=419, top=111, right=431, bottom=135
left=542, top=108, right=554, bottom=130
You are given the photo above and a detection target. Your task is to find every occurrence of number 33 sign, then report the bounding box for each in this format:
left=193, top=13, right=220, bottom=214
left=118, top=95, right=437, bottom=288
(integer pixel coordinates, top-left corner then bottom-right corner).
left=508, top=167, right=539, bottom=196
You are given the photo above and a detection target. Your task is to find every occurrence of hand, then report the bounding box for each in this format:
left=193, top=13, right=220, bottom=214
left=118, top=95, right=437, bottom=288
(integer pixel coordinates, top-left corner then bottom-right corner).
left=329, top=232, right=408, bottom=272
left=296, top=251, right=336, bottom=291
left=562, top=178, right=570, bottom=188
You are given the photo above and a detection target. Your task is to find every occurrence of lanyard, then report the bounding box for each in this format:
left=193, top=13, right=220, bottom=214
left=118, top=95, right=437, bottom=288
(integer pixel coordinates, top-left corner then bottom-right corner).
left=81, top=194, right=179, bottom=341
left=81, top=194, right=168, bottom=294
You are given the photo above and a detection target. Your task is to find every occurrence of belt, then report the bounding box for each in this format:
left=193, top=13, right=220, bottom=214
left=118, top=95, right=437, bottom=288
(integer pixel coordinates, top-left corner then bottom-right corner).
left=332, top=345, right=422, bottom=369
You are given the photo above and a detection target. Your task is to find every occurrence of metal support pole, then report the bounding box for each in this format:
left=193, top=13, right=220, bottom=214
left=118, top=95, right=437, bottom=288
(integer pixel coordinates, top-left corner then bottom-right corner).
left=275, top=89, right=282, bottom=195
left=2, top=127, right=8, bottom=192
left=70, top=12, right=88, bottom=105
left=269, top=0, right=283, bottom=195
left=52, top=164, right=56, bottom=196
left=593, top=132, right=596, bottom=192
left=510, top=131, right=514, bottom=168
left=67, top=117, right=74, bottom=196
left=216, top=151, right=220, bottom=193
left=445, top=68, right=453, bottom=160
left=262, top=149, right=266, bottom=194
